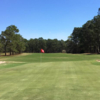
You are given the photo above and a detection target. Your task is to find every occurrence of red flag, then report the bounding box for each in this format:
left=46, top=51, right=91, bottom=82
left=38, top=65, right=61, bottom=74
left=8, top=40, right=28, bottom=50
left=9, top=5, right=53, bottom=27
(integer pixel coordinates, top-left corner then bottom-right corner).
left=41, top=49, right=44, bottom=53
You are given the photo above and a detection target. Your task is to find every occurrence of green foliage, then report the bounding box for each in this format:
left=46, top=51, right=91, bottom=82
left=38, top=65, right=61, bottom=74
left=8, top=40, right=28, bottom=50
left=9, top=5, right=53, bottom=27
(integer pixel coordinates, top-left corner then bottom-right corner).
left=0, top=25, right=25, bottom=55
left=26, top=38, right=66, bottom=53
left=66, top=14, right=100, bottom=53
left=1, top=9, right=100, bottom=54
left=15, top=34, right=25, bottom=53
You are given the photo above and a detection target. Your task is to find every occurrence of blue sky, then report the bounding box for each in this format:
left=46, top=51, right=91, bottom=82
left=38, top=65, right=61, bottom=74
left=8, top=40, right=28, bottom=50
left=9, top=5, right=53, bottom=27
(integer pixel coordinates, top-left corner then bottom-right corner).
left=0, top=0, right=100, bottom=40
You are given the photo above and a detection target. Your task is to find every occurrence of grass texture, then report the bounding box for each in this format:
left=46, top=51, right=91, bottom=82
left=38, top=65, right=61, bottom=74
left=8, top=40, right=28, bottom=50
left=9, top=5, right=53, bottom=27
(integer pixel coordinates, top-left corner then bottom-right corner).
left=0, top=53, right=100, bottom=100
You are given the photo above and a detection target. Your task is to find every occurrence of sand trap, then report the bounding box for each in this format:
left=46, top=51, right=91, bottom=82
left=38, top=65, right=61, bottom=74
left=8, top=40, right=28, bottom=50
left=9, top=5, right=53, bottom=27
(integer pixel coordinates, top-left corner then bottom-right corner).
left=0, top=61, right=25, bottom=64
left=0, top=61, right=6, bottom=64
left=97, top=60, right=100, bottom=62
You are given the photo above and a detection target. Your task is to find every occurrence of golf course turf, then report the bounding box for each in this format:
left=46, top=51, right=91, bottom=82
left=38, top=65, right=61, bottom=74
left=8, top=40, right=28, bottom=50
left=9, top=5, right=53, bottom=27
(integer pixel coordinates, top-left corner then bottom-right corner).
left=0, top=53, right=100, bottom=100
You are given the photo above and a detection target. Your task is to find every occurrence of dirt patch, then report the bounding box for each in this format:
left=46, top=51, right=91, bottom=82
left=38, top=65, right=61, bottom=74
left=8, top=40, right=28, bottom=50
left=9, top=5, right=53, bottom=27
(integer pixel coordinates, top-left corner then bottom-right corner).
left=20, top=53, right=32, bottom=56
left=43, top=57, right=67, bottom=58
left=0, top=61, right=25, bottom=64
left=0, top=53, right=31, bottom=57
left=7, top=61, right=25, bottom=63
left=97, top=60, right=100, bottom=62
left=0, top=61, right=6, bottom=64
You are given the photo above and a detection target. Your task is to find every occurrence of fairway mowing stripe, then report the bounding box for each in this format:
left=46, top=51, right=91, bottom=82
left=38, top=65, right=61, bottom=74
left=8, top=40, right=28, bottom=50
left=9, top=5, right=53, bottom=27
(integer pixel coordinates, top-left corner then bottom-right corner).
left=87, top=64, right=100, bottom=89
left=69, top=62, right=77, bottom=99
left=74, top=61, right=82, bottom=100
left=80, top=63, right=98, bottom=99
left=63, top=62, right=66, bottom=100
left=53, top=63, right=60, bottom=100
left=82, top=63, right=96, bottom=89
left=1, top=59, right=100, bottom=100
left=71, top=61, right=100, bottom=99
left=10, top=63, right=51, bottom=99
left=0, top=63, right=47, bottom=99
left=29, top=62, right=58, bottom=99
left=38, top=63, right=54, bottom=86
left=53, top=62, right=71, bottom=100
left=58, top=62, right=67, bottom=100
left=32, top=63, right=56, bottom=100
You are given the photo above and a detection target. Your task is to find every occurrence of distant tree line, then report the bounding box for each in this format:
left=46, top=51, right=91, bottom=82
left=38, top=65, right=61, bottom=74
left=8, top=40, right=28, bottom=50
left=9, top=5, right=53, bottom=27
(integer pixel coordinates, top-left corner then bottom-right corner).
left=1, top=10, right=100, bottom=55
left=24, top=38, right=66, bottom=53
left=66, top=15, right=100, bottom=53
left=0, top=25, right=67, bottom=55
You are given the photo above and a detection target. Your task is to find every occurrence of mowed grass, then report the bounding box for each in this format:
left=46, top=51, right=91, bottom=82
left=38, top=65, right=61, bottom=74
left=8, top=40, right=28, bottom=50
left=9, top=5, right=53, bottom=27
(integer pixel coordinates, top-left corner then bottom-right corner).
left=0, top=53, right=100, bottom=100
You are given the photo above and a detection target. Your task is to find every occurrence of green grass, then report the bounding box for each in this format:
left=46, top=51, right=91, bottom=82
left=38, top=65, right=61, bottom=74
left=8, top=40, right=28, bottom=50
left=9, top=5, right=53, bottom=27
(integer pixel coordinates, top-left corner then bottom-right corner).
left=0, top=53, right=100, bottom=100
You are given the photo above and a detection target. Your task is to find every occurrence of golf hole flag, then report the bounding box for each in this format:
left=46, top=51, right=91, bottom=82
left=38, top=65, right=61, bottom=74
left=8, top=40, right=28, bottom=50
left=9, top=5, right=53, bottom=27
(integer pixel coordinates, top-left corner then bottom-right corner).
left=41, top=49, right=44, bottom=53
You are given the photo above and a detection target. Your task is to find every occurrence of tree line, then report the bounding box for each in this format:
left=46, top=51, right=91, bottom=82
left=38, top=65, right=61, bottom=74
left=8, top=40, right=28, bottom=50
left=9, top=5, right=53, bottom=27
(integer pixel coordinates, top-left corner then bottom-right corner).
left=1, top=10, right=100, bottom=55
left=66, top=15, right=100, bottom=53
left=24, top=38, right=66, bottom=53
left=0, top=25, right=67, bottom=55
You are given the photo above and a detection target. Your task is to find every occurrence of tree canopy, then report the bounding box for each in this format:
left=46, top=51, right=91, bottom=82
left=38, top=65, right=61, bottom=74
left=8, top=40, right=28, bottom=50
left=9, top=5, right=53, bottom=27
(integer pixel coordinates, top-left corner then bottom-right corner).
left=66, top=15, right=100, bottom=53
left=0, top=25, right=25, bottom=55
left=1, top=9, right=100, bottom=55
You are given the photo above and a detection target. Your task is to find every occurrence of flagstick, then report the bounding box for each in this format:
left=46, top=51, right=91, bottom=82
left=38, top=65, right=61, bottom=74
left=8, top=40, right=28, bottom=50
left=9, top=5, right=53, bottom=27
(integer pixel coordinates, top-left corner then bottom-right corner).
left=41, top=53, right=42, bottom=63
left=40, top=49, right=44, bottom=64
left=40, top=53, right=42, bottom=64
left=41, top=53, right=42, bottom=62
left=40, top=53, right=41, bottom=64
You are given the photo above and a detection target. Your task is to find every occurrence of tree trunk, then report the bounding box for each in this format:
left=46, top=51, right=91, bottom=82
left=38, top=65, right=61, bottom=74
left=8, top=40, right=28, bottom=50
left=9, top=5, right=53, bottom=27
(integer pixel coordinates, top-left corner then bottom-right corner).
left=90, top=46, right=92, bottom=53
left=5, top=45, right=6, bottom=56
left=19, top=51, right=21, bottom=54
left=97, top=46, right=100, bottom=53
left=10, top=49, right=11, bottom=55
left=12, top=52, right=14, bottom=55
left=93, top=46, right=95, bottom=53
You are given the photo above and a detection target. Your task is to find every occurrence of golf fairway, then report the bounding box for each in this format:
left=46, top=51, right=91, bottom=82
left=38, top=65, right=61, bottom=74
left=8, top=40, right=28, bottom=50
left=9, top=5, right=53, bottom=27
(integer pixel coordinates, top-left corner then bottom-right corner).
left=0, top=53, right=100, bottom=100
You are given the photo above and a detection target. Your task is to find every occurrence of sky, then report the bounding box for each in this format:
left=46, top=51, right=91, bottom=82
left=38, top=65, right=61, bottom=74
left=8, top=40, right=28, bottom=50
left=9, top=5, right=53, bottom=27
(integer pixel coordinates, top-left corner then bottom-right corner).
left=0, top=0, right=100, bottom=41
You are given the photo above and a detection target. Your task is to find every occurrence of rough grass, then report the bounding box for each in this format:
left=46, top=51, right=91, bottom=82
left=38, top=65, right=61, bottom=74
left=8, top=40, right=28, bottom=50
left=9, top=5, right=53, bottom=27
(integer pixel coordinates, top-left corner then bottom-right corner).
left=0, top=53, right=100, bottom=100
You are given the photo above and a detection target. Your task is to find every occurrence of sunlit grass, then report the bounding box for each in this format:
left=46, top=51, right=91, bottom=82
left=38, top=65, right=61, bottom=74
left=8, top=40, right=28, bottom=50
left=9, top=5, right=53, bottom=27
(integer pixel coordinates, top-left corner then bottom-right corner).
left=0, top=53, right=100, bottom=100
